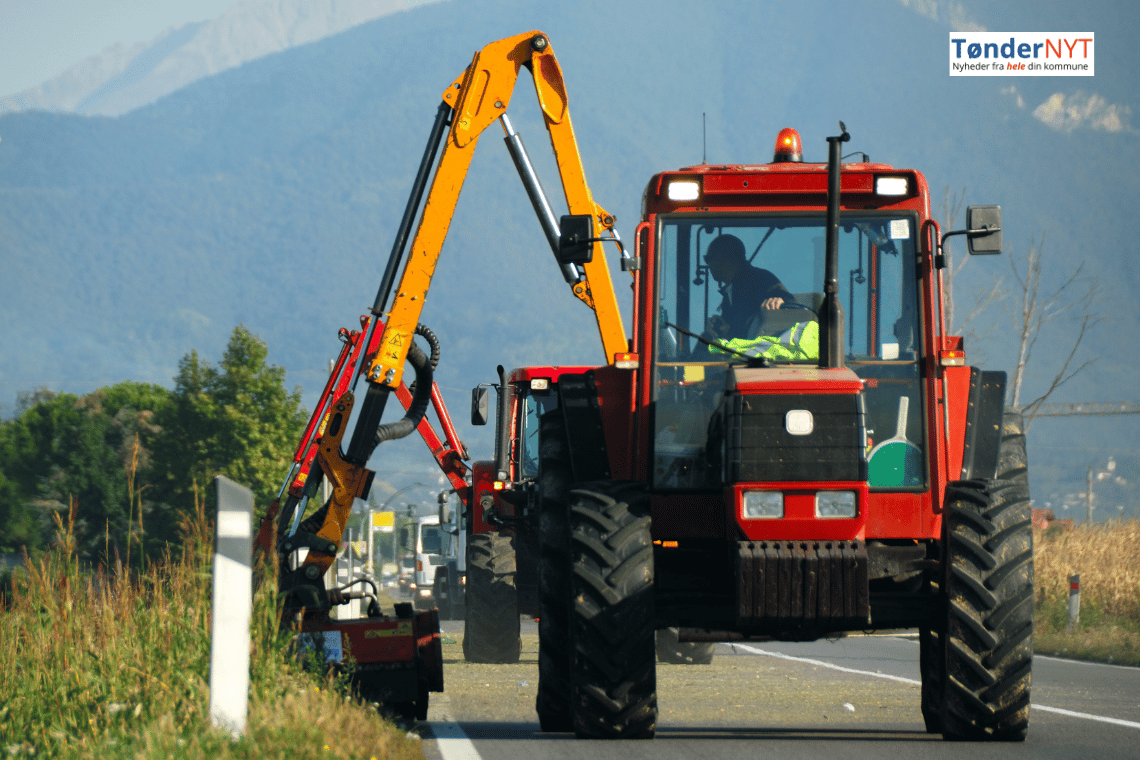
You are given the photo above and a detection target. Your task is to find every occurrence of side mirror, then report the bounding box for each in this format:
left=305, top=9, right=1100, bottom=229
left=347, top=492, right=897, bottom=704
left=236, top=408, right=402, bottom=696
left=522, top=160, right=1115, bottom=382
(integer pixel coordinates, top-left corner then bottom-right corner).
left=558, top=214, right=595, bottom=265
left=966, top=205, right=1002, bottom=255
left=471, top=386, right=490, bottom=426
left=437, top=491, right=453, bottom=526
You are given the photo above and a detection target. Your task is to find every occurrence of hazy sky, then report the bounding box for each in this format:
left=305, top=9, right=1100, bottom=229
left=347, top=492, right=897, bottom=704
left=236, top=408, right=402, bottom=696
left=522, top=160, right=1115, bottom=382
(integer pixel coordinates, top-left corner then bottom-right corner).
left=0, top=0, right=238, bottom=97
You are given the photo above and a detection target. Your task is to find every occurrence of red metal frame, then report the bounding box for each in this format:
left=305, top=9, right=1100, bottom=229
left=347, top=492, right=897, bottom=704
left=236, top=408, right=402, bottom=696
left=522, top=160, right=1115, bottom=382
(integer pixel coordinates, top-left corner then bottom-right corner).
left=256, top=314, right=472, bottom=555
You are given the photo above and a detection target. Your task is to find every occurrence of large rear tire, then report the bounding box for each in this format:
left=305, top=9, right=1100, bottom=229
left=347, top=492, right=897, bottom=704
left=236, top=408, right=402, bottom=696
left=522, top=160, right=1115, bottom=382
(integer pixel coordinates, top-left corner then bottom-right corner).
left=940, top=407, right=1032, bottom=741
left=536, top=410, right=574, bottom=732
left=919, top=623, right=943, bottom=733
left=941, top=477, right=1032, bottom=740
left=432, top=567, right=455, bottom=621
left=568, top=482, right=657, bottom=739
left=998, top=408, right=1030, bottom=494
left=937, top=408, right=1032, bottom=741
left=462, top=531, right=521, bottom=664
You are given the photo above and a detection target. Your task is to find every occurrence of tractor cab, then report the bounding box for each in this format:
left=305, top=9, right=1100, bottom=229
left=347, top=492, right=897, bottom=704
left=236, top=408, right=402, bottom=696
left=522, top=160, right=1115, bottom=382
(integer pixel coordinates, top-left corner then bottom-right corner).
left=652, top=211, right=925, bottom=495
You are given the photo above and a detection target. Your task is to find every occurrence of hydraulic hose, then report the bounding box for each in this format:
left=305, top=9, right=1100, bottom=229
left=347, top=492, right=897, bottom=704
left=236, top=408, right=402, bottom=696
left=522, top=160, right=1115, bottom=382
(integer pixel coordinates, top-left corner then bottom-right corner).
left=416, top=323, right=441, bottom=372
left=407, top=323, right=440, bottom=397
left=373, top=325, right=435, bottom=446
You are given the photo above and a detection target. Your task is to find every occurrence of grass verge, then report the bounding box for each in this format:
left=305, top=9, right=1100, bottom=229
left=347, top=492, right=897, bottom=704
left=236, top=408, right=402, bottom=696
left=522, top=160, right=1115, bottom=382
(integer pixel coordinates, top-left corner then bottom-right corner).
left=0, top=500, right=425, bottom=759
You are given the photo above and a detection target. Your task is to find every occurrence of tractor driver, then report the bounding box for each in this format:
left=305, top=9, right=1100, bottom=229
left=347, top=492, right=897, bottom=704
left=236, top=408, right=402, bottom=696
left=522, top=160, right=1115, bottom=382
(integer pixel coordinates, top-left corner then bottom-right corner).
left=702, top=234, right=794, bottom=340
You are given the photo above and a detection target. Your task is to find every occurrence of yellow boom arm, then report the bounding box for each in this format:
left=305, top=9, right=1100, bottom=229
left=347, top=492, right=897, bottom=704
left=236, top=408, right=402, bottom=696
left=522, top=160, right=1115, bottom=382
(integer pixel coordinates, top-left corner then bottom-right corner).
left=369, top=31, right=628, bottom=390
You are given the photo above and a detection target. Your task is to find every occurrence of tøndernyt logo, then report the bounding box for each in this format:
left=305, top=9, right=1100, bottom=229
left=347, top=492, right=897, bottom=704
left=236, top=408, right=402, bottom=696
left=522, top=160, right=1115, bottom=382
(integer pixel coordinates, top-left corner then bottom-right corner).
left=949, top=33, right=1094, bottom=76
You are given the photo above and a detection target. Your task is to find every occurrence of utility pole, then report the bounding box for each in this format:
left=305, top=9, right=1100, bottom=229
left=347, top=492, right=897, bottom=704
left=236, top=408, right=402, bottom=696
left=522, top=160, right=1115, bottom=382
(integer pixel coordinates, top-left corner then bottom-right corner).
left=1086, top=467, right=1094, bottom=524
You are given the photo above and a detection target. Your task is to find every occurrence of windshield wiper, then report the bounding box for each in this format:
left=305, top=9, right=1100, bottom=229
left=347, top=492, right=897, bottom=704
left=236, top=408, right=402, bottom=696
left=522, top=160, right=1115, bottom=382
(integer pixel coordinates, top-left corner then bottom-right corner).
left=664, top=322, right=772, bottom=368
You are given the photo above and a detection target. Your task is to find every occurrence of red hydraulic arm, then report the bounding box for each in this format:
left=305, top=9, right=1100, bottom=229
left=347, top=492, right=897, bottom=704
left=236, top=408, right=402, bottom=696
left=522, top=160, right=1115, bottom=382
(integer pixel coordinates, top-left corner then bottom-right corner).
left=254, top=315, right=470, bottom=565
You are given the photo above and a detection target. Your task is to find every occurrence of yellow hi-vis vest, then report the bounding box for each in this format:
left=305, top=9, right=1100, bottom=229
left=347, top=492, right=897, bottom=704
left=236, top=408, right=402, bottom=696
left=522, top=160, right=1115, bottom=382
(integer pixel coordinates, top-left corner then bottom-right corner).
left=710, top=321, right=819, bottom=361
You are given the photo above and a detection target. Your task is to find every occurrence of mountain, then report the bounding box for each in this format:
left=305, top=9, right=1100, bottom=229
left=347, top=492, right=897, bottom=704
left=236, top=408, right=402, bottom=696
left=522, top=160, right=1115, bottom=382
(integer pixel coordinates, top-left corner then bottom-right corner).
left=0, top=0, right=1137, bottom=511
left=0, top=0, right=441, bottom=117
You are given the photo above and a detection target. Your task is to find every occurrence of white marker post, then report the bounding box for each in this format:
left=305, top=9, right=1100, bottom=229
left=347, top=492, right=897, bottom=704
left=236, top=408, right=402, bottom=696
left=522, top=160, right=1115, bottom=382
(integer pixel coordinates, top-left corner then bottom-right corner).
left=209, top=476, right=253, bottom=738
left=1068, top=573, right=1081, bottom=632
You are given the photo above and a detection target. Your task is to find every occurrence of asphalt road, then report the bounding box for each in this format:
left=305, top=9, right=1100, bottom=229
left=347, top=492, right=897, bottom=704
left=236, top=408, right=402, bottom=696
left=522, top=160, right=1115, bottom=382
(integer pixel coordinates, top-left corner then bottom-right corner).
left=418, top=619, right=1140, bottom=760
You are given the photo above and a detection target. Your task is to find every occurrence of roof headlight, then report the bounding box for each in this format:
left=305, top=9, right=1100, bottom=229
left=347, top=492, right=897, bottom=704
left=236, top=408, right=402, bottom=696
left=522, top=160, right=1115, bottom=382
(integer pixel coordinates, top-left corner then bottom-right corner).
left=667, top=180, right=700, bottom=201
left=875, top=176, right=909, bottom=196
left=530, top=378, right=549, bottom=391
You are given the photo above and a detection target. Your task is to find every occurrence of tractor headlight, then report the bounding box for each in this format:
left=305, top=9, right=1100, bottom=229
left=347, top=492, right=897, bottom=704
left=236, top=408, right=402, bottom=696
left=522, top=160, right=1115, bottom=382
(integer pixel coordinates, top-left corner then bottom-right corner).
left=815, top=491, right=857, bottom=519
left=667, top=180, right=700, bottom=201
left=875, top=176, right=909, bottom=196
left=743, top=491, right=784, bottom=519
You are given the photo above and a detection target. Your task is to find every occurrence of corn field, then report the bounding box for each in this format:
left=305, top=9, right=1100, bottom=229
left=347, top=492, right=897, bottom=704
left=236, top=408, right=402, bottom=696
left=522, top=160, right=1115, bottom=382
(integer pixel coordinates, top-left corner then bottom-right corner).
left=1034, top=520, right=1140, bottom=624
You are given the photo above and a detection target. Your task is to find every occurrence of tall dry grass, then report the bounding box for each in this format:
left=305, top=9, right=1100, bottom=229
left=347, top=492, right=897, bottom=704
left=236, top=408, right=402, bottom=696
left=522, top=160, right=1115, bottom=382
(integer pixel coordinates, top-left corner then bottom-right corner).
left=0, top=497, right=424, bottom=760
left=1034, top=519, right=1140, bottom=624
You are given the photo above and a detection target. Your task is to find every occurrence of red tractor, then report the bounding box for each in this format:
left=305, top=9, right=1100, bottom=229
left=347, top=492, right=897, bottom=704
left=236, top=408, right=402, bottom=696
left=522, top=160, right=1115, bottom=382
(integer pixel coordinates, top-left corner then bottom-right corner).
left=293, top=30, right=1029, bottom=741
left=468, top=125, right=1029, bottom=741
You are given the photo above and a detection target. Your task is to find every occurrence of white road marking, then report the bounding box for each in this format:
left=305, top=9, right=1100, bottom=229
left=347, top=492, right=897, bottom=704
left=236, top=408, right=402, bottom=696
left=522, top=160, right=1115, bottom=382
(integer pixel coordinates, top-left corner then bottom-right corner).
left=427, top=694, right=483, bottom=760
left=1032, top=704, right=1140, bottom=729
left=733, top=642, right=1140, bottom=730
left=733, top=643, right=922, bottom=685
left=1034, top=654, right=1140, bottom=671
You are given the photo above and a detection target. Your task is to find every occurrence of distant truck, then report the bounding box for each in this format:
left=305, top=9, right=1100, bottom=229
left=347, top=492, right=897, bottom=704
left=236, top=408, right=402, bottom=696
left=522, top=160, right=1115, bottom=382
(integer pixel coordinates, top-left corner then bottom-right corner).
left=431, top=490, right=467, bottom=620
left=405, top=513, right=445, bottom=610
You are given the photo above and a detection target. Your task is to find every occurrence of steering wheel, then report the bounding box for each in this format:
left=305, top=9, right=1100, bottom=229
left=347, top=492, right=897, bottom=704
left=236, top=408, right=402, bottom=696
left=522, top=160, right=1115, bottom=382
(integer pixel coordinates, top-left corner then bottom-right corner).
left=779, top=302, right=818, bottom=316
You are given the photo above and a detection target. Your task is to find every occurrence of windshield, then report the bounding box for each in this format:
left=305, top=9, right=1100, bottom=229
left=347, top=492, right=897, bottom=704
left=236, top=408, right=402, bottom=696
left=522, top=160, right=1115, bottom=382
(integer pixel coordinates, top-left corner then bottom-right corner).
left=517, top=387, right=558, bottom=479
left=657, top=215, right=917, bottom=361
left=653, top=214, right=925, bottom=491
left=420, top=525, right=442, bottom=554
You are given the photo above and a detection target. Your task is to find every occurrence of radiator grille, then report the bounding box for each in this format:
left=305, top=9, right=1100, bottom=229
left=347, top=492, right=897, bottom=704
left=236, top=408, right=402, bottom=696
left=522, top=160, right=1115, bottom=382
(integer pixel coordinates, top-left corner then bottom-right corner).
left=724, top=393, right=866, bottom=482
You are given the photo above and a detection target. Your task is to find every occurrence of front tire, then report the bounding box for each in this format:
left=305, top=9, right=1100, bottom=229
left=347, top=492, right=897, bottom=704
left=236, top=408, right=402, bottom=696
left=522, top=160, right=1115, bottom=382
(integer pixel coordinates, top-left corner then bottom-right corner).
left=919, top=624, right=943, bottom=733
left=568, top=482, right=657, bottom=739
left=940, top=407, right=1033, bottom=741
left=655, top=628, right=714, bottom=665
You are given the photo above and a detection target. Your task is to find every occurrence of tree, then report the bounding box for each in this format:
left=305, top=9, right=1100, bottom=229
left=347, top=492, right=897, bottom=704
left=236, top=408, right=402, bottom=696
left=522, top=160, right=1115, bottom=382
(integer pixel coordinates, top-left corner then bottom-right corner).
left=1005, top=234, right=1100, bottom=431
left=0, top=326, right=304, bottom=563
left=0, top=383, right=171, bottom=561
left=150, top=326, right=306, bottom=541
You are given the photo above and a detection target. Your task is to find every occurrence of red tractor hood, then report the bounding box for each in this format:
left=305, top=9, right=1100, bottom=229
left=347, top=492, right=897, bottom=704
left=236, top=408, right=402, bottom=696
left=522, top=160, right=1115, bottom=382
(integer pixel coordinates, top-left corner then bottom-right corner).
left=727, top=366, right=864, bottom=395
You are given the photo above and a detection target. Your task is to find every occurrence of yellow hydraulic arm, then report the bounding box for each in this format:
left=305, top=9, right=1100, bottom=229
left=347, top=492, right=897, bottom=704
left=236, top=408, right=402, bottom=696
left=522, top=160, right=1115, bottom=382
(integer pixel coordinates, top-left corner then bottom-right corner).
left=370, top=30, right=629, bottom=391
